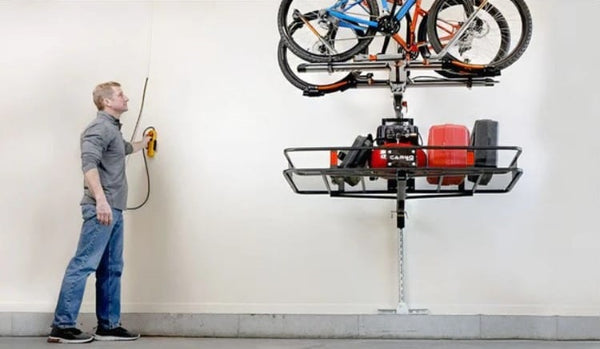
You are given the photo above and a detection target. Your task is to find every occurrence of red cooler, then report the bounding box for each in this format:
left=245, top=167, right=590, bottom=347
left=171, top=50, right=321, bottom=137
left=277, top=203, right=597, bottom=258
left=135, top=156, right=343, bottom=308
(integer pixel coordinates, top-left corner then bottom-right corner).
left=427, top=124, right=470, bottom=185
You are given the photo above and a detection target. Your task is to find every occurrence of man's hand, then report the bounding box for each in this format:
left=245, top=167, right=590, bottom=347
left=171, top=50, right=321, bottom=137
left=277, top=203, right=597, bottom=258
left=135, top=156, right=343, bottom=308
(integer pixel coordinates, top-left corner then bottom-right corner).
left=96, top=199, right=113, bottom=226
left=132, top=136, right=152, bottom=153
left=84, top=168, right=112, bottom=225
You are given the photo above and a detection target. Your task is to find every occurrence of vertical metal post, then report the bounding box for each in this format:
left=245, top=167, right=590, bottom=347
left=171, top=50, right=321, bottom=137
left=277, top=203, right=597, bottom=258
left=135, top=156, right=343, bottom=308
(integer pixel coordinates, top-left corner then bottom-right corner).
left=394, top=93, right=404, bottom=119
left=396, top=171, right=409, bottom=314
left=396, top=227, right=409, bottom=314
left=391, top=61, right=407, bottom=120
left=396, top=171, right=407, bottom=230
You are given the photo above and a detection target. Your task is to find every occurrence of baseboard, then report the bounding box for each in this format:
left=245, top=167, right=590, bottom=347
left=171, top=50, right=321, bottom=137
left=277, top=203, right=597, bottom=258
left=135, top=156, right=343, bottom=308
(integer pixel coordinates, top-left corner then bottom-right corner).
left=2, top=313, right=600, bottom=340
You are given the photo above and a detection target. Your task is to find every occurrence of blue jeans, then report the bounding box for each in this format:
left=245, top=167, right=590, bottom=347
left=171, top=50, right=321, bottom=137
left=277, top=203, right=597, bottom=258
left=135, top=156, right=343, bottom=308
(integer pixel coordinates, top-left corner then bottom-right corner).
left=52, top=205, right=124, bottom=329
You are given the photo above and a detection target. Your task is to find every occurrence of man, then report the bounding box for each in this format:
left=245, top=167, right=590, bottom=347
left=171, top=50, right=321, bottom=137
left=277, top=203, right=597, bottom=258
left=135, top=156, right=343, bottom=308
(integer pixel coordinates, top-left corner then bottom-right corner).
left=48, top=82, right=151, bottom=344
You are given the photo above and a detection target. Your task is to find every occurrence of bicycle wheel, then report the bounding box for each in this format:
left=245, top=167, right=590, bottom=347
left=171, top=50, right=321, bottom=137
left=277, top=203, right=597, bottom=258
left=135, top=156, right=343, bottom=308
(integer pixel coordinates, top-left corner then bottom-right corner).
left=427, top=0, right=532, bottom=70
left=418, top=13, right=469, bottom=78
left=278, top=0, right=380, bottom=63
left=278, top=38, right=356, bottom=95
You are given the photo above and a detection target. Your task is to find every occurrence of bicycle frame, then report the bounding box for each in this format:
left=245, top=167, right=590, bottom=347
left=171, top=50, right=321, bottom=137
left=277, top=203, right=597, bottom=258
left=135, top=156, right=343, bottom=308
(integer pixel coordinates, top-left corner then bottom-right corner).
left=327, top=0, right=429, bottom=54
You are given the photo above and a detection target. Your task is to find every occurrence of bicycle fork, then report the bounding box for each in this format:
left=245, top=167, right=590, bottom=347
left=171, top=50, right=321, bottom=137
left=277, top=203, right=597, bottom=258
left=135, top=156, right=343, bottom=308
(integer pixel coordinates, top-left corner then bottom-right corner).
left=430, top=0, right=490, bottom=60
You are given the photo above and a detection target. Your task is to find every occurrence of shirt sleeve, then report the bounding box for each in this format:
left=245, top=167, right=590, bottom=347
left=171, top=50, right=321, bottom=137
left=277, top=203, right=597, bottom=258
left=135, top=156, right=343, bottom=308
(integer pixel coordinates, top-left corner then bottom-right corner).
left=124, top=140, right=133, bottom=155
left=81, top=123, right=109, bottom=173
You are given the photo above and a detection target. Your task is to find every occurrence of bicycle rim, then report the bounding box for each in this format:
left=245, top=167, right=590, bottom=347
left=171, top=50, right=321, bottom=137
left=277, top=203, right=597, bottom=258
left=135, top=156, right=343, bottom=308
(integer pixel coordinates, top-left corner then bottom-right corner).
left=427, top=0, right=532, bottom=70
left=278, top=0, right=380, bottom=62
left=278, top=39, right=355, bottom=94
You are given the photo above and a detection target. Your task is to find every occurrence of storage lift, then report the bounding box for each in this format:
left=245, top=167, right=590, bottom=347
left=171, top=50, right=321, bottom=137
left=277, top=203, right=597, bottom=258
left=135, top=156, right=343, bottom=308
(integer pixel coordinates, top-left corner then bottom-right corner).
left=283, top=57, right=523, bottom=314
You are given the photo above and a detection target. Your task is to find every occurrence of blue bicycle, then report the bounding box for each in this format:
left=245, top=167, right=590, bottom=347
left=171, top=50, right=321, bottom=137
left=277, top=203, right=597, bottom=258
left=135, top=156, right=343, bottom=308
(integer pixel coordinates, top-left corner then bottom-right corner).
left=277, top=0, right=532, bottom=72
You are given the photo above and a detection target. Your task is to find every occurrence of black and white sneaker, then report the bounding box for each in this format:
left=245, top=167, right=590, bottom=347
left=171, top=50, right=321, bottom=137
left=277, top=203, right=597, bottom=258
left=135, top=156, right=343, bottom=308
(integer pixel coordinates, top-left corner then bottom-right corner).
left=47, top=327, right=94, bottom=344
left=94, top=326, right=140, bottom=341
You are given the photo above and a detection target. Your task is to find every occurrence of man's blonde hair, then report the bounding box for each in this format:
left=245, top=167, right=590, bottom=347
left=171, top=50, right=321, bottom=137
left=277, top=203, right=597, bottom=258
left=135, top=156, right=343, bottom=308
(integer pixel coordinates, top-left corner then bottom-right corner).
left=93, top=81, right=121, bottom=110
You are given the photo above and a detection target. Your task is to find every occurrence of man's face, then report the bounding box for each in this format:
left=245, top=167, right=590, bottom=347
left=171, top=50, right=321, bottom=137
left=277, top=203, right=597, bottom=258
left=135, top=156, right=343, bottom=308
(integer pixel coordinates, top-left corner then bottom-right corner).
left=105, top=86, right=129, bottom=114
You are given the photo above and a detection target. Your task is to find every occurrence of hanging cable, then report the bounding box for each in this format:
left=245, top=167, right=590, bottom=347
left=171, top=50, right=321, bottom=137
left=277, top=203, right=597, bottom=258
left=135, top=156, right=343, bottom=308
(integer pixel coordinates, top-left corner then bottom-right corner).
left=127, top=78, right=153, bottom=211
left=130, top=77, right=149, bottom=144
left=127, top=4, right=156, bottom=211
left=127, top=126, right=155, bottom=211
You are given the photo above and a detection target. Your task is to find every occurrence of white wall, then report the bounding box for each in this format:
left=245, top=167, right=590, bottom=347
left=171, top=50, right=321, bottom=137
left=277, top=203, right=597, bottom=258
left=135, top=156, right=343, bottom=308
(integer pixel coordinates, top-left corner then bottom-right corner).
left=0, top=0, right=598, bottom=316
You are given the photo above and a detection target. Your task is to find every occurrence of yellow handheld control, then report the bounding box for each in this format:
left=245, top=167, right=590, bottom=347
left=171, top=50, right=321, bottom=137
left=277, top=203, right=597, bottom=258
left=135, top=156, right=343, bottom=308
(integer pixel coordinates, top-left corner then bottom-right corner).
left=146, top=128, right=157, bottom=157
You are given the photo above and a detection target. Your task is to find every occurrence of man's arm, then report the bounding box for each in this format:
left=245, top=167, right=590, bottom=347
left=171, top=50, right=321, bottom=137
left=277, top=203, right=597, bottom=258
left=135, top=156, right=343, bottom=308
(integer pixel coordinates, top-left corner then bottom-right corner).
left=81, top=123, right=112, bottom=225
left=84, top=168, right=112, bottom=226
left=127, top=136, right=152, bottom=154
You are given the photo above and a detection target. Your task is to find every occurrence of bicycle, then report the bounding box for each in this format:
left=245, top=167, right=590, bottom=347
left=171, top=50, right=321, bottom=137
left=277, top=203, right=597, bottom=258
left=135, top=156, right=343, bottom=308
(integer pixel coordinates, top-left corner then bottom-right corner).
left=277, top=0, right=532, bottom=73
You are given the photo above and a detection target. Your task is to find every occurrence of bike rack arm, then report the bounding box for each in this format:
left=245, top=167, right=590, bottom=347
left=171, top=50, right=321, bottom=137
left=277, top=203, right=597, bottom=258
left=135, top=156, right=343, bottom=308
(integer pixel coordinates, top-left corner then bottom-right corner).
left=297, top=58, right=499, bottom=96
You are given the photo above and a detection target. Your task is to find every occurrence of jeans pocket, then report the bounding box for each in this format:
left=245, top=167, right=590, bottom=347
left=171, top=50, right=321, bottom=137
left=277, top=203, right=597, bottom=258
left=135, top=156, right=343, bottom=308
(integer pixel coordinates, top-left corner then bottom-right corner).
left=81, top=205, right=97, bottom=221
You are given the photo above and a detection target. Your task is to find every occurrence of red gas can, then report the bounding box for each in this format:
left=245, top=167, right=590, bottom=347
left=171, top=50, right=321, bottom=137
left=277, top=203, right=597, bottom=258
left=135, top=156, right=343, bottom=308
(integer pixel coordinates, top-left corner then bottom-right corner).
left=427, top=124, right=470, bottom=185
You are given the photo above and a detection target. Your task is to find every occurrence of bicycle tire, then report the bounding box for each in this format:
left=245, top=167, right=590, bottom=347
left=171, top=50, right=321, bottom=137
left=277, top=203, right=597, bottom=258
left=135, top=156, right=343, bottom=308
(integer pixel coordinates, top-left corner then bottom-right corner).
left=277, top=0, right=380, bottom=63
left=278, top=38, right=355, bottom=95
left=419, top=8, right=507, bottom=77
left=427, top=0, right=532, bottom=70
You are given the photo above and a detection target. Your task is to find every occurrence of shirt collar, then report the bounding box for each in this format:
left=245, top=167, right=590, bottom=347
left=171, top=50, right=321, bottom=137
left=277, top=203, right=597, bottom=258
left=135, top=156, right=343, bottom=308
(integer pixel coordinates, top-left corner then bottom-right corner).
left=97, top=110, right=122, bottom=130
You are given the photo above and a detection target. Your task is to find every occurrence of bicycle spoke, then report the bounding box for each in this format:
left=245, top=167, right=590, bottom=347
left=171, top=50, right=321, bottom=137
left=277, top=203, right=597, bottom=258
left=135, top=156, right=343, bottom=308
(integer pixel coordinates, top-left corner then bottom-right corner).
left=278, top=0, right=379, bottom=62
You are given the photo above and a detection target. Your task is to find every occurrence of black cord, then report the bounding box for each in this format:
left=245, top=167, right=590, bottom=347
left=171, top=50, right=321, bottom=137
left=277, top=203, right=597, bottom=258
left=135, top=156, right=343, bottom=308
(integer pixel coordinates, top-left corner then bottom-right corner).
left=127, top=126, right=155, bottom=211
left=126, top=77, right=153, bottom=211
left=127, top=150, right=151, bottom=211
left=130, top=77, right=149, bottom=144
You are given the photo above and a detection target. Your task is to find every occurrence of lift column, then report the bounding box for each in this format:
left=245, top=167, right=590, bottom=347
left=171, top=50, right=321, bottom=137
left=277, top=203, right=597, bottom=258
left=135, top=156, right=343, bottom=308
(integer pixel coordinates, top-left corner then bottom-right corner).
left=395, top=170, right=408, bottom=314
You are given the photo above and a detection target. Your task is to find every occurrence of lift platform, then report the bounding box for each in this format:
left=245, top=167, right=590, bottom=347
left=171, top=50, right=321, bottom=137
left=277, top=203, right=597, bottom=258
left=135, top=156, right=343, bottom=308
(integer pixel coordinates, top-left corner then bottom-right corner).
left=284, top=145, right=522, bottom=229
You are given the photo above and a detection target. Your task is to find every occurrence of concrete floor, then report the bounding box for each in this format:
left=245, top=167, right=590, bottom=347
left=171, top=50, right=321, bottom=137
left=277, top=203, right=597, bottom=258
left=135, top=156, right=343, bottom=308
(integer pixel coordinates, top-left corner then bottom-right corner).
left=1, top=338, right=599, bottom=349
